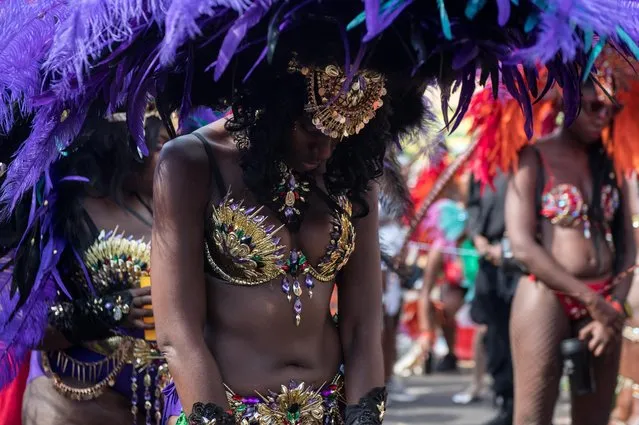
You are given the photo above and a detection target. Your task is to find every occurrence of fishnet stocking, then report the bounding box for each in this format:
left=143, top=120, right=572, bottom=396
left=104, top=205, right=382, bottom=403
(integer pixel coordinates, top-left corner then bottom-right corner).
left=511, top=278, right=570, bottom=425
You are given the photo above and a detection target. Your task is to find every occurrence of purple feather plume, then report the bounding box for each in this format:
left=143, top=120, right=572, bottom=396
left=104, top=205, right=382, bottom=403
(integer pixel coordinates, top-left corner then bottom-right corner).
left=160, top=0, right=252, bottom=65
left=44, top=0, right=168, bottom=96
left=1, top=0, right=639, bottom=221
left=0, top=103, right=89, bottom=217
left=0, top=226, right=61, bottom=390
left=0, top=172, right=85, bottom=389
left=512, top=0, right=639, bottom=64
left=362, top=0, right=413, bottom=42
left=0, top=0, right=68, bottom=132
left=214, top=0, right=275, bottom=81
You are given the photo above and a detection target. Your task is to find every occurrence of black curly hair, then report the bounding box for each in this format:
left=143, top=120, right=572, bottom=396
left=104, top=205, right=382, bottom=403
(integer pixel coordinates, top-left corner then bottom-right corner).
left=160, top=11, right=429, bottom=218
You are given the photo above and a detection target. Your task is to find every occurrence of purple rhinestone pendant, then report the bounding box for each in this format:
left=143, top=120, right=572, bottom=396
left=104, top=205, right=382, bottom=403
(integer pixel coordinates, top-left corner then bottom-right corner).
left=305, top=274, right=314, bottom=298
left=281, top=277, right=291, bottom=302
left=294, top=297, right=302, bottom=326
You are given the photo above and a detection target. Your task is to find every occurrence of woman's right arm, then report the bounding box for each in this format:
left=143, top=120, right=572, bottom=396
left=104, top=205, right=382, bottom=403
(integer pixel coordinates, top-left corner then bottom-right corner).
left=506, top=148, right=606, bottom=303
left=152, top=138, right=228, bottom=412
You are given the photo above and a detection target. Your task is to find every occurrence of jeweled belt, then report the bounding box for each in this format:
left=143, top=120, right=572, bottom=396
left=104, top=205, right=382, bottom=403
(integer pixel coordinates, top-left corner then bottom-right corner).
left=41, top=336, right=171, bottom=425
left=225, top=374, right=344, bottom=425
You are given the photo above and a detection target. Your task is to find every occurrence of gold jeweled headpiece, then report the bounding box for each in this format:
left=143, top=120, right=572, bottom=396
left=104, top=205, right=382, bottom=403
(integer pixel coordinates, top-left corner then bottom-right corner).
left=288, top=58, right=387, bottom=140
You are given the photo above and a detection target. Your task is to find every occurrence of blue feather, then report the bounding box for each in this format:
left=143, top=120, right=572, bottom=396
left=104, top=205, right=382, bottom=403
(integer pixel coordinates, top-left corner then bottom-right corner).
left=616, top=26, right=639, bottom=59
left=582, top=37, right=606, bottom=82
left=465, top=0, right=487, bottom=20
left=437, top=0, right=453, bottom=41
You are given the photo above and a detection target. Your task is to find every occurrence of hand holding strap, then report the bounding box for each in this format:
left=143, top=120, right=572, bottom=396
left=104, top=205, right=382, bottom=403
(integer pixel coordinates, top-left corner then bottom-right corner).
left=344, top=387, right=387, bottom=425
left=187, top=402, right=236, bottom=425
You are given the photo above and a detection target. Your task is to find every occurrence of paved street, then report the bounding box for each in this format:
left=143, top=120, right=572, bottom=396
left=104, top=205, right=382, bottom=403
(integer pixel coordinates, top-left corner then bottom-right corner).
left=385, top=372, right=571, bottom=425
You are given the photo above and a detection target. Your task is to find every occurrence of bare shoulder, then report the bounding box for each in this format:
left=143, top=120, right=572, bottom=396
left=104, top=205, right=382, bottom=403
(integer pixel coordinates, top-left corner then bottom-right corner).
left=155, top=119, right=237, bottom=183
left=516, top=142, right=545, bottom=172
left=156, top=135, right=209, bottom=186
left=154, top=135, right=212, bottom=213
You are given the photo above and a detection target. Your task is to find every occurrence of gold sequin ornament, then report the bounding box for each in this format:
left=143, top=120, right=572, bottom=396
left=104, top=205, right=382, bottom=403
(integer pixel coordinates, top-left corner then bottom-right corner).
left=288, top=58, right=387, bottom=140
left=84, top=228, right=151, bottom=292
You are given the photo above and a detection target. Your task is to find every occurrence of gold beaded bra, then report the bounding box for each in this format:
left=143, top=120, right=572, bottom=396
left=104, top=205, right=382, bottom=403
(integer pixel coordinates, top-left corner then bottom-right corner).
left=196, top=135, right=356, bottom=326
left=204, top=192, right=355, bottom=326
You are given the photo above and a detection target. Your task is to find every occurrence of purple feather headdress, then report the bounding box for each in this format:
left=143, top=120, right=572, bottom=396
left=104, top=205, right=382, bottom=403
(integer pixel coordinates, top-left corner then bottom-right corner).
left=0, top=0, right=69, bottom=133
left=0, top=0, right=638, bottom=218
left=0, top=171, right=88, bottom=390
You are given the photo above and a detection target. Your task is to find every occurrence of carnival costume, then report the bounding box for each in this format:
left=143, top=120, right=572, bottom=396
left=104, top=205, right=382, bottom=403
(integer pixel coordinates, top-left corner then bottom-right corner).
left=1, top=1, right=639, bottom=425
left=420, top=199, right=479, bottom=302
left=466, top=47, right=639, bottom=322
left=0, top=110, right=173, bottom=425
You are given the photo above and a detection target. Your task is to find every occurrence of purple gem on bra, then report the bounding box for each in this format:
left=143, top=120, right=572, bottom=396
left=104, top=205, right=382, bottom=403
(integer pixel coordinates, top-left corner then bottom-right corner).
left=281, top=277, right=290, bottom=294
left=305, top=274, right=314, bottom=289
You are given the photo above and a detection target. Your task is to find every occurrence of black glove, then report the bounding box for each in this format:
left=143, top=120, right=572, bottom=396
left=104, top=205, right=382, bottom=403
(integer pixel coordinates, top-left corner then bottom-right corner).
left=48, top=290, right=132, bottom=343
left=188, top=402, right=236, bottom=425
left=344, top=387, right=387, bottom=425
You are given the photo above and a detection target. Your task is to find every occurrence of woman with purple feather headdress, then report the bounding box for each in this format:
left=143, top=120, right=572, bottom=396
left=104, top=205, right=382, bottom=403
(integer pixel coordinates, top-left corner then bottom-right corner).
left=1, top=1, right=639, bottom=425
left=0, top=108, right=177, bottom=425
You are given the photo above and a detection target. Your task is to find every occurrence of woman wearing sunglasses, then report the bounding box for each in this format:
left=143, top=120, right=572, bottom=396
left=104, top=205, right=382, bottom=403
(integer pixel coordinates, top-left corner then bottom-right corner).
left=504, top=59, right=637, bottom=424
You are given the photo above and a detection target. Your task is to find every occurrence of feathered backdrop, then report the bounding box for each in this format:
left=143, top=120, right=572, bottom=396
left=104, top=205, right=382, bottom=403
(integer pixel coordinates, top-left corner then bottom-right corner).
left=0, top=0, right=638, bottom=216
left=466, top=49, right=639, bottom=187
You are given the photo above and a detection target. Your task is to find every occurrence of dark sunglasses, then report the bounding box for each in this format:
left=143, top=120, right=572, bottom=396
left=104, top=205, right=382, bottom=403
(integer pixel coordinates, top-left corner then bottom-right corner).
left=581, top=99, right=623, bottom=116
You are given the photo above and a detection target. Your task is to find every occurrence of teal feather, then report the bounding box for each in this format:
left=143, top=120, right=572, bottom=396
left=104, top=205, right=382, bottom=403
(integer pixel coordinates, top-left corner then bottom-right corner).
left=616, top=26, right=639, bottom=60
left=583, top=29, right=594, bottom=51
left=346, top=0, right=403, bottom=32
left=524, top=14, right=539, bottom=32
left=582, top=37, right=606, bottom=83
left=437, top=0, right=452, bottom=40
left=346, top=11, right=366, bottom=31
left=436, top=200, right=467, bottom=242
left=464, top=0, right=487, bottom=20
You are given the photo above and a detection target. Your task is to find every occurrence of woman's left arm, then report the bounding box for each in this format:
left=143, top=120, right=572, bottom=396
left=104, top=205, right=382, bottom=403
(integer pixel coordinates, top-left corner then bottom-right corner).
left=613, top=177, right=638, bottom=301
left=338, top=185, right=385, bottom=411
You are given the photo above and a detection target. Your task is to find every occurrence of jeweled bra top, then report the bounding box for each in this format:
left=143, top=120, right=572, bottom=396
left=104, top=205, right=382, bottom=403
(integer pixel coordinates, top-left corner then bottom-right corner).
left=536, top=150, right=619, bottom=251
left=196, top=134, right=355, bottom=325
left=44, top=229, right=169, bottom=424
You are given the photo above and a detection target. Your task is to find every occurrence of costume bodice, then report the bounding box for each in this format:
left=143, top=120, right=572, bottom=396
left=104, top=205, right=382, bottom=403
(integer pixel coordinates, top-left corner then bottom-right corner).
left=195, top=132, right=356, bottom=325
left=82, top=228, right=150, bottom=295
left=204, top=191, right=355, bottom=285
left=537, top=152, right=619, bottom=250
left=204, top=191, right=356, bottom=325
left=540, top=184, right=619, bottom=228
